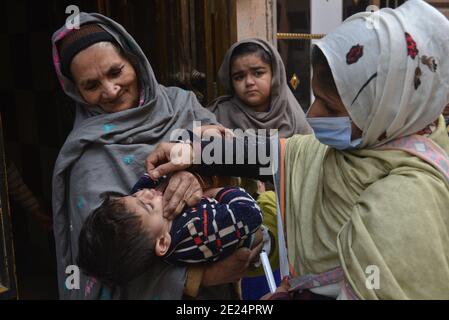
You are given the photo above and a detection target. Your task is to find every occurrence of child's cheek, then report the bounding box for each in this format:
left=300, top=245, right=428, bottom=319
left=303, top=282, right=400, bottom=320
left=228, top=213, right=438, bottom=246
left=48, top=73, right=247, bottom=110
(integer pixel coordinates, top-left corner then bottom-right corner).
left=233, top=82, right=245, bottom=99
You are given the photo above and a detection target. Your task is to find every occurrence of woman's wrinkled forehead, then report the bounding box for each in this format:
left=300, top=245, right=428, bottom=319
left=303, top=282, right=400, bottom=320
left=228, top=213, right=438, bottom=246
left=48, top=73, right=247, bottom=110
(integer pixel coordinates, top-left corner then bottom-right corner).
left=70, top=42, right=123, bottom=77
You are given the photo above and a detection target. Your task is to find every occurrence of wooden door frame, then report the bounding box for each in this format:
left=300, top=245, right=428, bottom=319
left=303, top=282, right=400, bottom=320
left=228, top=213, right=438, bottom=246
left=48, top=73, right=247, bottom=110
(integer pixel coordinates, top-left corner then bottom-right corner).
left=0, top=113, right=18, bottom=300
left=94, top=0, right=237, bottom=105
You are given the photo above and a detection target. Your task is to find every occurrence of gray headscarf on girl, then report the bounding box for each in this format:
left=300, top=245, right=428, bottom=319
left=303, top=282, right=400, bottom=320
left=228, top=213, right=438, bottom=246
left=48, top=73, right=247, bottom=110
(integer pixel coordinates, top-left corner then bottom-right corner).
left=208, top=38, right=312, bottom=138
left=51, top=13, right=226, bottom=299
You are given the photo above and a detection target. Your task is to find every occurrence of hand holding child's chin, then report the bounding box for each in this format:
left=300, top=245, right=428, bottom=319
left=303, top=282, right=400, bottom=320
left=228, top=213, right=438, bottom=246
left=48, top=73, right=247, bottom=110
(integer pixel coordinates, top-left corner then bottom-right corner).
left=162, top=171, right=202, bottom=219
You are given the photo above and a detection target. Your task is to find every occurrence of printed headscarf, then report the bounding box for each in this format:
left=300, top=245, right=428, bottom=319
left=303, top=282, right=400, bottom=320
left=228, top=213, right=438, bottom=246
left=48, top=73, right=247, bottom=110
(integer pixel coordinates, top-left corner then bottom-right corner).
left=314, top=0, right=449, bottom=148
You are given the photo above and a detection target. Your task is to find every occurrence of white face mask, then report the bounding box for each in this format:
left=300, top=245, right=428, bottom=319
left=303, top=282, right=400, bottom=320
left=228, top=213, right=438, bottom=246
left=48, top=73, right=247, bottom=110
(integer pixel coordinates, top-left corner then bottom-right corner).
left=306, top=116, right=362, bottom=150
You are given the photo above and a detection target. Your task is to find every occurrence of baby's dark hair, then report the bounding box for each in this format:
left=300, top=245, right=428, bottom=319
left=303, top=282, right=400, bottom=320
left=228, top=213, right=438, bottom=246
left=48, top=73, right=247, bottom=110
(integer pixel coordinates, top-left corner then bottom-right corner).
left=231, top=42, right=272, bottom=66
left=311, top=46, right=338, bottom=95
left=77, top=194, right=157, bottom=288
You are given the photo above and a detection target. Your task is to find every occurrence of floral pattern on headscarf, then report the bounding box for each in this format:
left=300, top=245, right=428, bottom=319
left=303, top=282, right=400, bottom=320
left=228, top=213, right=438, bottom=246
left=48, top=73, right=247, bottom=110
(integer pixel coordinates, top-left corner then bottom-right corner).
left=405, top=32, right=419, bottom=59
left=346, top=44, right=364, bottom=65
left=405, top=32, right=438, bottom=90
left=314, top=0, right=449, bottom=149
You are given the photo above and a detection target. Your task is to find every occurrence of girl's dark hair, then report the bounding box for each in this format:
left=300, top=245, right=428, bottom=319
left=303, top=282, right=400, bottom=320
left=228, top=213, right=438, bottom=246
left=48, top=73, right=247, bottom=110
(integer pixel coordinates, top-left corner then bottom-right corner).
left=311, top=46, right=338, bottom=94
left=77, top=194, right=156, bottom=288
left=230, top=43, right=272, bottom=66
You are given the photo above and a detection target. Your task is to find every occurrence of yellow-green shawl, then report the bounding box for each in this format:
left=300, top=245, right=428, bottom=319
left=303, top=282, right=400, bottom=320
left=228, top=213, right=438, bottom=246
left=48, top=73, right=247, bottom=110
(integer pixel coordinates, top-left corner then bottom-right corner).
left=284, top=117, right=449, bottom=299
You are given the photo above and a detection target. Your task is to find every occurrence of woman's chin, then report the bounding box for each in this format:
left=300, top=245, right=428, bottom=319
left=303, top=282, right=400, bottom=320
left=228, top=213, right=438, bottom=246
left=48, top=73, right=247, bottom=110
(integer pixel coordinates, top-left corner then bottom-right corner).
left=101, top=101, right=136, bottom=113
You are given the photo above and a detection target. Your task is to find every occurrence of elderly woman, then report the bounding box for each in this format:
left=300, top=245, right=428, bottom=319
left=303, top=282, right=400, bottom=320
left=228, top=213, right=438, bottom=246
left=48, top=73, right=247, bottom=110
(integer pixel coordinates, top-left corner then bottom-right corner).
left=146, top=0, right=449, bottom=299
left=51, top=13, right=259, bottom=300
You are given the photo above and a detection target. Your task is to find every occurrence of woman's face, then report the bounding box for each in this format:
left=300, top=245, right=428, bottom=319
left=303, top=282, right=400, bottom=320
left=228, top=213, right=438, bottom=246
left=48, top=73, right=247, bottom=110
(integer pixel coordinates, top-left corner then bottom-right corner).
left=230, top=53, right=272, bottom=112
left=308, top=66, right=362, bottom=140
left=70, top=42, right=139, bottom=113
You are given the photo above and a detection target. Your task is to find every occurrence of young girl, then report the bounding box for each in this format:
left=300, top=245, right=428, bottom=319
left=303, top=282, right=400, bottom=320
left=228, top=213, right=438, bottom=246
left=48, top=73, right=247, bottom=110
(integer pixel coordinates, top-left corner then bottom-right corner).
left=208, top=39, right=312, bottom=299
left=208, top=38, right=312, bottom=138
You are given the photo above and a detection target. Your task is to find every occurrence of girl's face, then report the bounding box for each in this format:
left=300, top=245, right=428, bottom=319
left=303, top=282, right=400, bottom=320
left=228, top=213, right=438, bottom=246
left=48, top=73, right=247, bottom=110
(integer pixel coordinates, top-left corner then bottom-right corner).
left=70, top=42, right=140, bottom=113
left=230, top=53, right=272, bottom=112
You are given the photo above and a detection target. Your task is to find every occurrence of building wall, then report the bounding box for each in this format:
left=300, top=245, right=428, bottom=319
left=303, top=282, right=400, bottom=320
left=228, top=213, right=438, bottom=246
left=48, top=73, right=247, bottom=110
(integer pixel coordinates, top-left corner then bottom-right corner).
left=370, top=0, right=449, bottom=17
left=426, top=0, right=449, bottom=18
left=235, top=0, right=275, bottom=43
left=235, top=0, right=448, bottom=45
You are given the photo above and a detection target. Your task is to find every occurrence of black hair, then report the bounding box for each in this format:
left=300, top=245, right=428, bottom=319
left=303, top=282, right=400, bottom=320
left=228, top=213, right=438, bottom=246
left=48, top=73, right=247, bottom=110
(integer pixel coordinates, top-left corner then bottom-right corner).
left=230, top=43, right=272, bottom=67
left=77, top=194, right=157, bottom=288
left=311, top=46, right=338, bottom=95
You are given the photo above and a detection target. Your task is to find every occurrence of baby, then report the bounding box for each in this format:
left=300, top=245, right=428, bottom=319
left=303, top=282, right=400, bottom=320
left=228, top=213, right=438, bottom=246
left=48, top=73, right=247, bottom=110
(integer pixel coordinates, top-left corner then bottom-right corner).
left=77, top=174, right=263, bottom=287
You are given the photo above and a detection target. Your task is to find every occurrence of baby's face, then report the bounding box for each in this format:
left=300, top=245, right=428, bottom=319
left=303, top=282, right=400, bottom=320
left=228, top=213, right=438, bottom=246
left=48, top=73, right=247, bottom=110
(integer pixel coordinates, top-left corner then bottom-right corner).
left=121, top=188, right=169, bottom=237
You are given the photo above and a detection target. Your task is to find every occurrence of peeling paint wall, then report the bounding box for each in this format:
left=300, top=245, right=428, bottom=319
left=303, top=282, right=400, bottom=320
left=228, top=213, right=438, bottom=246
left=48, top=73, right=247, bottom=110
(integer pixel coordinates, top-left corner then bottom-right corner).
left=236, top=0, right=275, bottom=44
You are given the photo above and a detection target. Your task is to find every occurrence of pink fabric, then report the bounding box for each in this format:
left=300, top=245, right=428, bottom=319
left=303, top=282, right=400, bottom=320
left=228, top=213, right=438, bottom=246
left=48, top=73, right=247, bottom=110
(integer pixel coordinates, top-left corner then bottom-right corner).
left=378, top=134, right=449, bottom=183
left=52, top=29, right=76, bottom=90
left=84, top=277, right=97, bottom=297
left=288, top=267, right=359, bottom=300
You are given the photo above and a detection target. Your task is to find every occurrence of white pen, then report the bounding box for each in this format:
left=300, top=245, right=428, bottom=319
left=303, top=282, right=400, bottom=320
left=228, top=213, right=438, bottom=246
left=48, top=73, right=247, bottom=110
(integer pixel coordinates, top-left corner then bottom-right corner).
left=260, top=250, right=277, bottom=294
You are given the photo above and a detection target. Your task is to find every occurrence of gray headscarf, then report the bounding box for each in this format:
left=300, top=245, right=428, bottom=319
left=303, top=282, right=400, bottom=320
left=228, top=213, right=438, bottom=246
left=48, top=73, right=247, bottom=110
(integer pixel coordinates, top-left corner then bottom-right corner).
left=51, top=13, right=222, bottom=299
left=207, top=38, right=312, bottom=138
